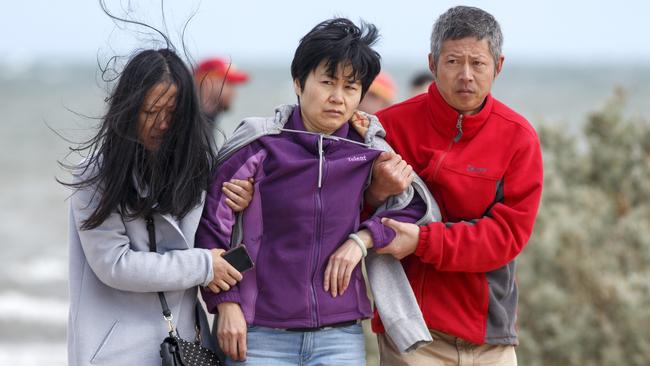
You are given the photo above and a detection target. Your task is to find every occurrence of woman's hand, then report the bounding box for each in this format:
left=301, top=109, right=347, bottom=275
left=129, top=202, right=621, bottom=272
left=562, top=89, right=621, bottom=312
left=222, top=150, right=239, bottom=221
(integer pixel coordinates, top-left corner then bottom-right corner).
left=207, top=249, right=243, bottom=293
left=323, top=231, right=371, bottom=297
left=217, top=302, right=248, bottom=362
left=350, top=111, right=370, bottom=138
left=223, top=178, right=255, bottom=212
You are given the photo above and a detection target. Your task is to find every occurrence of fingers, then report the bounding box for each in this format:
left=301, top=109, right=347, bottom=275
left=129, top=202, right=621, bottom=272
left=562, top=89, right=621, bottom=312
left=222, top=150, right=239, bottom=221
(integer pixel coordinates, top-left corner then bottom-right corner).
left=216, top=304, right=247, bottom=361
left=341, top=262, right=355, bottom=293
left=381, top=217, right=400, bottom=231
left=223, top=178, right=255, bottom=212
left=224, top=181, right=253, bottom=199
left=212, top=265, right=241, bottom=287
left=224, top=276, right=238, bottom=286
left=210, top=251, right=243, bottom=290
left=375, top=151, right=395, bottom=164
left=227, top=266, right=244, bottom=281
left=323, top=260, right=332, bottom=292
left=337, top=262, right=346, bottom=294
left=329, top=257, right=341, bottom=297
left=395, top=159, right=408, bottom=173
left=404, top=165, right=415, bottom=181
left=227, top=335, right=238, bottom=361
left=238, top=331, right=247, bottom=361
left=223, top=191, right=249, bottom=211
left=218, top=335, right=227, bottom=359
left=350, top=111, right=370, bottom=126
left=207, top=283, right=221, bottom=293
left=325, top=242, right=363, bottom=297
left=350, top=112, right=370, bottom=138
left=224, top=198, right=243, bottom=212
left=217, top=280, right=231, bottom=291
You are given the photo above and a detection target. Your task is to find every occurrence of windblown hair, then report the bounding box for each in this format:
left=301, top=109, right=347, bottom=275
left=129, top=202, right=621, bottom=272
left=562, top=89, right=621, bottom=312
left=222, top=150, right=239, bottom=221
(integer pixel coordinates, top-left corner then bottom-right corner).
left=291, top=18, right=381, bottom=98
left=62, top=48, right=217, bottom=230
left=430, top=6, right=503, bottom=71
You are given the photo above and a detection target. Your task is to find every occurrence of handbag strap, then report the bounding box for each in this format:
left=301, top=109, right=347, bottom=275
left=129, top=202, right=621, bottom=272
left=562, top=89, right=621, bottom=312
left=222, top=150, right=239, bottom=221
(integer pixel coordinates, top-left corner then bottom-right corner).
left=146, top=214, right=204, bottom=340
left=145, top=214, right=175, bottom=336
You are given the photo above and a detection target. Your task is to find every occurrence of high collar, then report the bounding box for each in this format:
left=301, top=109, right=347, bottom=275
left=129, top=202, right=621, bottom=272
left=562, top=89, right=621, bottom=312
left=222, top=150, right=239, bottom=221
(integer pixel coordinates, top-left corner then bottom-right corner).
left=285, top=106, right=352, bottom=154
left=426, top=82, right=494, bottom=141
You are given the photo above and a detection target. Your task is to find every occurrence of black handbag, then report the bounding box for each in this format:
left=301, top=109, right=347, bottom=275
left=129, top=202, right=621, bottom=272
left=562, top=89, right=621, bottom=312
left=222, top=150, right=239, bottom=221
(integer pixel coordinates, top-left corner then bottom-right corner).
left=146, top=215, right=224, bottom=366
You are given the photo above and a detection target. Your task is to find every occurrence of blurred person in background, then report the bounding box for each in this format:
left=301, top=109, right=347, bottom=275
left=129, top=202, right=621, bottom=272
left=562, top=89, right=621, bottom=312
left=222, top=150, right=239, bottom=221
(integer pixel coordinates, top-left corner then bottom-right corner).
left=64, top=46, right=254, bottom=365
left=408, top=71, right=434, bottom=97
left=356, top=5, right=543, bottom=365
left=195, top=57, right=249, bottom=126
left=357, top=72, right=396, bottom=114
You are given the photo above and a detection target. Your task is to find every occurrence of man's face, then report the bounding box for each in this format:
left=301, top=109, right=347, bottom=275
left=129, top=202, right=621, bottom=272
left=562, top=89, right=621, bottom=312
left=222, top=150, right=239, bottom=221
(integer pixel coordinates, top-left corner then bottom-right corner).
left=198, top=77, right=236, bottom=119
left=429, top=37, right=504, bottom=116
left=294, top=61, right=362, bottom=135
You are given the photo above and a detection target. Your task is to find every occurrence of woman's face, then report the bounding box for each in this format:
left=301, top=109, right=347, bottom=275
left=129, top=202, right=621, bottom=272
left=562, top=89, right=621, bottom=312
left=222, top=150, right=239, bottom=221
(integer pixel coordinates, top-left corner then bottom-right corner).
left=294, top=61, right=362, bottom=135
left=138, top=82, right=178, bottom=151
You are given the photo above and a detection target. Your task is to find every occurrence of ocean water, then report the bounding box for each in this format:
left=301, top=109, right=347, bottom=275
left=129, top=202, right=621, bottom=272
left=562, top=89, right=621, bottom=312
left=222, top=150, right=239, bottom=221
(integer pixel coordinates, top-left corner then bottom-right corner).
left=1, top=62, right=649, bottom=365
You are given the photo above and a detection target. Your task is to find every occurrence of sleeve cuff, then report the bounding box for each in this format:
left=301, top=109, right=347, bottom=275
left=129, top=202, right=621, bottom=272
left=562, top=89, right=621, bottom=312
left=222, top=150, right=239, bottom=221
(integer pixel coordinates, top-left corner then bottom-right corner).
left=415, top=223, right=444, bottom=268
left=360, top=218, right=396, bottom=249
left=202, top=288, right=242, bottom=314
left=200, top=249, right=214, bottom=287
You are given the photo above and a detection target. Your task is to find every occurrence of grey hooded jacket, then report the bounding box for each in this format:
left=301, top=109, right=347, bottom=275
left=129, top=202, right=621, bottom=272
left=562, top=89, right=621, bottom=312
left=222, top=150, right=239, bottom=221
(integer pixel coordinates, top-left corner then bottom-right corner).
left=67, top=164, right=216, bottom=366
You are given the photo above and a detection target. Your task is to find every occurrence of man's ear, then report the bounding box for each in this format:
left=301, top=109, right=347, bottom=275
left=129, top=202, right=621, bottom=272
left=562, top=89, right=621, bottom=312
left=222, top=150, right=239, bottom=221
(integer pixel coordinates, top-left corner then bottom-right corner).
left=428, top=53, right=437, bottom=80
left=494, top=55, right=505, bottom=79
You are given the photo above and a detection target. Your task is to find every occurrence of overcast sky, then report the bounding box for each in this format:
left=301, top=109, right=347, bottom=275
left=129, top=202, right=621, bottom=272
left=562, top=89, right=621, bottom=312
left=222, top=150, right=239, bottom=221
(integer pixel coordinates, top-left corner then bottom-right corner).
left=2, top=0, right=649, bottom=66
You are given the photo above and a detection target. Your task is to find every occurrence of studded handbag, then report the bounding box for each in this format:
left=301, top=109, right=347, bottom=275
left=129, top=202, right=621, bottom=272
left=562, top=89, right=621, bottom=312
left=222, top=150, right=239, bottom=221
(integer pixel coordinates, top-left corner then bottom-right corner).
left=146, top=215, right=224, bottom=366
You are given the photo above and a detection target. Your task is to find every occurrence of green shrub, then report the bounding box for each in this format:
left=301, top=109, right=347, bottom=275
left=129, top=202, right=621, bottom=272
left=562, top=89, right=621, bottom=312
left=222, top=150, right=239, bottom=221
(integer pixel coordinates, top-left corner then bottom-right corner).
left=518, top=89, right=650, bottom=365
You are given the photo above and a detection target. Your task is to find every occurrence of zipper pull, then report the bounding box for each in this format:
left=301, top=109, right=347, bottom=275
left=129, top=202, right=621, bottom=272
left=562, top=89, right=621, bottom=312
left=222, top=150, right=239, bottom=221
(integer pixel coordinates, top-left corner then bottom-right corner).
left=453, top=114, right=464, bottom=142
left=317, top=134, right=324, bottom=189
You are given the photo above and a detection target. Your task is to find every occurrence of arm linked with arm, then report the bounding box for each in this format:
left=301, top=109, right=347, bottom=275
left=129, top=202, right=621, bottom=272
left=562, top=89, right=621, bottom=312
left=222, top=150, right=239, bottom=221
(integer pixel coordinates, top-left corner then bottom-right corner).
left=195, top=143, right=266, bottom=313
left=71, top=185, right=214, bottom=293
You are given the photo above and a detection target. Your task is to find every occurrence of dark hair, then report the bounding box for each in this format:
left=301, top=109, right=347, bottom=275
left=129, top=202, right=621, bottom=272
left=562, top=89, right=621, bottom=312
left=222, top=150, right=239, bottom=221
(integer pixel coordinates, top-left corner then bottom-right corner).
left=291, top=18, right=381, bottom=98
left=410, top=71, right=434, bottom=89
left=62, top=48, right=217, bottom=230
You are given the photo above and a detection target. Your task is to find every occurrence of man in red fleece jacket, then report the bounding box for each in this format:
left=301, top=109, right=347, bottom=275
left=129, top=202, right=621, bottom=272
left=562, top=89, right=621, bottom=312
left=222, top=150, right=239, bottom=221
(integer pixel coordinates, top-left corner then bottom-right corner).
left=363, top=6, right=543, bottom=365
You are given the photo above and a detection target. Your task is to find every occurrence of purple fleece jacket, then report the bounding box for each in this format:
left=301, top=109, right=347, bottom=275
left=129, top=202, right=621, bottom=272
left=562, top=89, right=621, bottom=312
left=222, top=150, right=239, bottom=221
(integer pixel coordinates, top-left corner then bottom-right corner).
left=195, top=108, right=425, bottom=329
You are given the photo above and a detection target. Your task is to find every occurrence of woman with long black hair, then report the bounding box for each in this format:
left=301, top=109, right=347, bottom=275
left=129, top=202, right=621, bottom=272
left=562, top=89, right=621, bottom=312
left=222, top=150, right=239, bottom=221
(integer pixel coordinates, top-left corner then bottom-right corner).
left=64, top=46, right=254, bottom=365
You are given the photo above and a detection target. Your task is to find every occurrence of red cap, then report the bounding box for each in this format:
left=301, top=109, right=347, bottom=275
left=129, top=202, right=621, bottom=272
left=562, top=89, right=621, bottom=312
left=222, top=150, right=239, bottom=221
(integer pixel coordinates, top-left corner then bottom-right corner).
left=195, top=57, right=249, bottom=83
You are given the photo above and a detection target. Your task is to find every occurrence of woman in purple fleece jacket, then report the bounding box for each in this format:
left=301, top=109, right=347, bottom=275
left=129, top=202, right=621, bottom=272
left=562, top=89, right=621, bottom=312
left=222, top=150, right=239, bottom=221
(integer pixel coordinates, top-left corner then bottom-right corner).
left=195, top=18, right=424, bottom=366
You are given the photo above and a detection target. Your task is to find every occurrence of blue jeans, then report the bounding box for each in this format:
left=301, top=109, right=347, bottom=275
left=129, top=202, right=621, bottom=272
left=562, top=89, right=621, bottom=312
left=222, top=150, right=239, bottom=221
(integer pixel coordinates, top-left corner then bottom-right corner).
left=226, top=324, right=366, bottom=366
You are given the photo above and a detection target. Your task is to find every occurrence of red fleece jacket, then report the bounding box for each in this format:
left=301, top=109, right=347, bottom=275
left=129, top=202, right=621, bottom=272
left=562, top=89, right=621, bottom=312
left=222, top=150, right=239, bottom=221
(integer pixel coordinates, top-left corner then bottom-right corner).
left=373, top=82, right=543, bottom=345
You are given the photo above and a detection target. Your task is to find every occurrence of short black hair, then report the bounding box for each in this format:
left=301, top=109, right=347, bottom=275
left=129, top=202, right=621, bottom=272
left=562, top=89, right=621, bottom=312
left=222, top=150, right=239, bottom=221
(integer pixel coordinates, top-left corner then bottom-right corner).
left=291, top=18, right=381, bottom=98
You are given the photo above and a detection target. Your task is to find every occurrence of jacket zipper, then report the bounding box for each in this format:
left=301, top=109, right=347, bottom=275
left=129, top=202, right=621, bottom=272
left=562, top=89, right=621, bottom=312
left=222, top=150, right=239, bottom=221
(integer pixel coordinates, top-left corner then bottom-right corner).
left=432, top=114, right=463, bottom=180
left=422, top=114, right=463, bottom=301
left=310, top=135, right=326, bottom=327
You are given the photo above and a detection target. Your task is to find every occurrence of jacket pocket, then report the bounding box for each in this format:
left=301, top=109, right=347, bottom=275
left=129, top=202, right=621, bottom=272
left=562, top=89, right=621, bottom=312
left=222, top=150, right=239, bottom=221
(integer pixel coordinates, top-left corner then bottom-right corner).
left=437, top=165, right=501, bottom=220
left=90, top=319, right=119, bottom=364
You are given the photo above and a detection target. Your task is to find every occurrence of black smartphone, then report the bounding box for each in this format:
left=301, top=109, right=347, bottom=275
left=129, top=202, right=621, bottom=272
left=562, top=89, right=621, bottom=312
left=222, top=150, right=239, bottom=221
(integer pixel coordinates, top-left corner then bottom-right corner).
left=223, top=245, right=254, bottom=273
